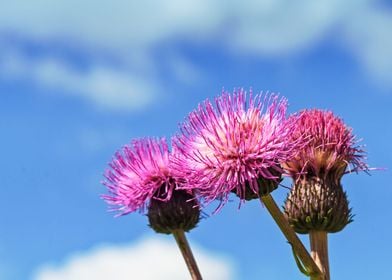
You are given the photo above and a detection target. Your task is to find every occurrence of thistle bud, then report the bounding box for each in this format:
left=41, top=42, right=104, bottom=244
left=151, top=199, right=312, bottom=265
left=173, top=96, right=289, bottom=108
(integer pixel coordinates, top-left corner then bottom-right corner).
left=148, top=188, right=200, bottom=234
left=284, top=177, right=353, bottom=234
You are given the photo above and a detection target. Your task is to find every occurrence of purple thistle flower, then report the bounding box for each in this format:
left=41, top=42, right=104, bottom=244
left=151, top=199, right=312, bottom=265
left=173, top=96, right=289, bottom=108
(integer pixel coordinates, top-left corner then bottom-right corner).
left=102, top=138, right=202, bottom=277
left=102, top=137, right=200, bottom=234
left=173, top=89, right=298, bottom=205
left=284, top=109, right=368, bottom=181
left=283, top=109, right=368, bottom=234
left=102, top=138, right=175, bottom=216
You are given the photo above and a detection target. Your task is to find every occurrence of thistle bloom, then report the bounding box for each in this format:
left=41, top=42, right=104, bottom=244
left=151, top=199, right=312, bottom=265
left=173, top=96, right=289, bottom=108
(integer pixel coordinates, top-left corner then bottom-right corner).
left=102, top=138, right=199, bottom=233
left=283, top=109, right=368, bottom=234
left=173, top=89, right=298, bottom=205
left=284, top=109, right=368, bottom=181
left=103, top=138, right=174, bottom=215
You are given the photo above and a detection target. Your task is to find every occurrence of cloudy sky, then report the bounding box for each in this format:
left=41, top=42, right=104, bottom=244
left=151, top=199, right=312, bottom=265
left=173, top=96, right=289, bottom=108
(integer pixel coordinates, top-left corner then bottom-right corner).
left=0, top=1, right=391, bottom=279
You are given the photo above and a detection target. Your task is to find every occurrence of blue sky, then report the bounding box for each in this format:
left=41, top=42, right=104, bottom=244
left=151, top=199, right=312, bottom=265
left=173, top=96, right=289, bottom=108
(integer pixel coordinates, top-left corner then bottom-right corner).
left=0, top=1, right=391, bottom=279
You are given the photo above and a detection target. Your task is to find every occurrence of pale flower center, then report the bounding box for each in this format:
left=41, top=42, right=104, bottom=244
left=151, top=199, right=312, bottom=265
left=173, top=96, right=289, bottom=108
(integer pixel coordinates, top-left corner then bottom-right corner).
left=193, top=109, right=264, bottom=164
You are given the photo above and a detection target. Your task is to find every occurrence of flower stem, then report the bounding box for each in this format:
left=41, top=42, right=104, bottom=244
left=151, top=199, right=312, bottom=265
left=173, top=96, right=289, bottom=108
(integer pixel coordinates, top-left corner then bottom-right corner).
left=172, top=229, right=203, bottom=280
left=260, top=194, right=322, bottom=278
left=309, top=231, right=330, bottom=280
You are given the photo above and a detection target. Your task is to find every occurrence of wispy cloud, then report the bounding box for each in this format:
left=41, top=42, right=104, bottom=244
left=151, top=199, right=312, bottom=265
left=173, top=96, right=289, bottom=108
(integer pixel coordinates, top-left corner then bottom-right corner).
left=222, top=0, right=347, bottom=55
left=32, top=236, right=236, bottom=280
left=343, top=6, right=392, bottom=89
left=0, top=0, right=391, bottom=112
left=0, top=47, right=156, bottom=112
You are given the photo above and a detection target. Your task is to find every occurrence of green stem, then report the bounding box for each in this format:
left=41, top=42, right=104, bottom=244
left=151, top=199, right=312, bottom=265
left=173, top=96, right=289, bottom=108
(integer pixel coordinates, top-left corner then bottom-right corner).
left=172, top=229, right=203, bottom=280
left=260, top=194, right=322, bottom=279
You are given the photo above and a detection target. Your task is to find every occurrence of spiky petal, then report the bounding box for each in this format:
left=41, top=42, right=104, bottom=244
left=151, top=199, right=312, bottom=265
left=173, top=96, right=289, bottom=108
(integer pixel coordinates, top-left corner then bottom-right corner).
left=102, top=138, right=175, bottom=215
left=102, top=137, right=200, bottom=232
left=284, top=109, right=368, bottom=181
left=173, top=89, right=298, bottom=205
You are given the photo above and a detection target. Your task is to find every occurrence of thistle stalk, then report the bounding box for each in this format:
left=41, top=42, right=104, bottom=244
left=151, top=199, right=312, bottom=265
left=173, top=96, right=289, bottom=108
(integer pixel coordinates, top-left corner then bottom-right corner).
left=173, top=229, right=203, bottom=280
left=261, top=194, right=322, bottom=278
left=309, top=231, right=330, bottom=280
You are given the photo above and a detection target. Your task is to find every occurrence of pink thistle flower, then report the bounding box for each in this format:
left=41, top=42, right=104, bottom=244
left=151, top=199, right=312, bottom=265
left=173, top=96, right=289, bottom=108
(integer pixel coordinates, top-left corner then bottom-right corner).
left=283, top=110, right=369, bottom=234
left=102, top=138, right=202, bottom=277
left=102, top=137, right=200, bottom=234
left=283, top=109, right=368, bottom=181
left=102, top=138, right=175, bottom=216
left=173, top=89, right=298, bottom=205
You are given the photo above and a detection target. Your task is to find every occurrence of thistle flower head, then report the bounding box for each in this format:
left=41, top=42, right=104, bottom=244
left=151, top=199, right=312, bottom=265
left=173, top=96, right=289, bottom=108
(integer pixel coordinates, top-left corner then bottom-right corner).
left=102, top=138, right=175, bottom=216
left=173, top=89, right=298, bottom=205
left=284, top=109, right=368, bottom=181
left=102, top=137, right=200, bottom=233
left=283, top=110, right=367, bottom=234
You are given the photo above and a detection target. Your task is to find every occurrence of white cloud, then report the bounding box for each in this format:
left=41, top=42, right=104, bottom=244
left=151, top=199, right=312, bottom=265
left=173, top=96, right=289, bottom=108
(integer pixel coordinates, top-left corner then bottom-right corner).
left=0, top=0, right=374, bottom=57
left=0, top=0, right=391, bottom=112
left=343, top=6, right=392, bottom=88
left=0, top=0, right=357, bottom=55
left=223, top=0, right=348, bottom=55
left=0, top=0, right=219, bottom=52
left=0, top=48, right=156, bottom=112
left=32, top=236, right=236, bottom=280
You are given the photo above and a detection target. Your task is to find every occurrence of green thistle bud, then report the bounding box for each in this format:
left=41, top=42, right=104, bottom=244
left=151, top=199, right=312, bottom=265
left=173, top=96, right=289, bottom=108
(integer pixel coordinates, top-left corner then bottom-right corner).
left=284, top=177, right=353, bottom=234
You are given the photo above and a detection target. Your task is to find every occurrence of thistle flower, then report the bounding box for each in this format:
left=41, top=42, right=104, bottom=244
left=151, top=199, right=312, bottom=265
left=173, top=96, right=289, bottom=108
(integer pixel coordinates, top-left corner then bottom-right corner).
left=102, top=138, right=199, bottom=234
left=283, top=109, right=368, bottom=234
left=284, top=109, right=367, bottom=182
left=173, top=89, right=298, bottom=205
